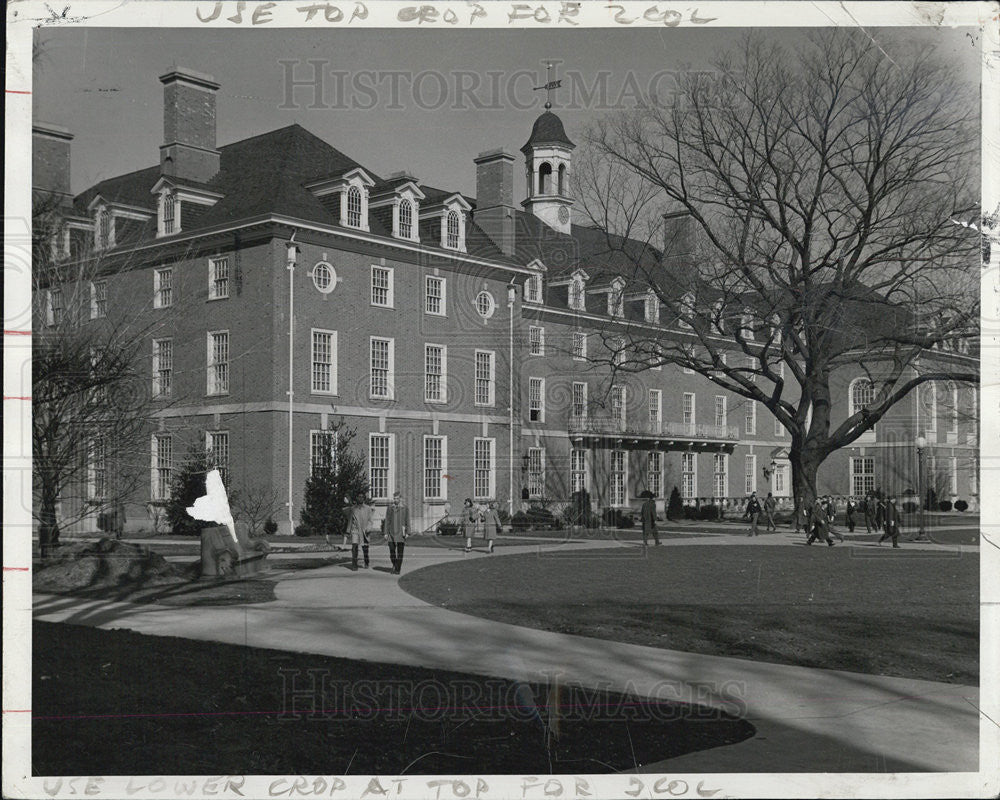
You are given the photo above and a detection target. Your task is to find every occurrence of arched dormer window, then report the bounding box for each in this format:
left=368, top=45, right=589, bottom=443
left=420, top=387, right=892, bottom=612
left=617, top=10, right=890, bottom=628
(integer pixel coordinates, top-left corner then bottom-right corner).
left=677, top=292, right=695, bottom=329
left=538, top=162, right=553, bottom=195
left=95, top=205, right=114, bottom=250
left=740, top=309, right=755, bottom=340
left=569, top=276, right=585, bottom=310
left=159, top=191, right=179, bottom=237
left=557, top=164, right=567, bottom=195
left=346, top=186, right=363, bottom=228
left=849, top=378, right=874, bottom=418
left=608, top=282, right=625, bottom=318
left=525, top=274, right=543, bottom=304
left=644, top=291, right=660, bottom=323
left=399, top=199, right=413, bottom=240
left=446, top=210, right=460, bottom=249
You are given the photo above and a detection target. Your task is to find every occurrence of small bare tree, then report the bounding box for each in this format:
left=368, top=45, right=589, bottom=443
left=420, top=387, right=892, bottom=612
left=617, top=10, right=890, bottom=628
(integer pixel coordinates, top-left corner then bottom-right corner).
left=575, top=30, right=981, bottom=506
left=231, top=482, right=284, bottom=536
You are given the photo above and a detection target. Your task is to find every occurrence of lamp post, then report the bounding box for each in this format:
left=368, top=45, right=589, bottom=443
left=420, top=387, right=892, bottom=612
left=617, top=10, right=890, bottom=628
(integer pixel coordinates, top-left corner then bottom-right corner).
left=915, top=434, right=927, bottom=541
left=286, top=236, right=299, bottom=536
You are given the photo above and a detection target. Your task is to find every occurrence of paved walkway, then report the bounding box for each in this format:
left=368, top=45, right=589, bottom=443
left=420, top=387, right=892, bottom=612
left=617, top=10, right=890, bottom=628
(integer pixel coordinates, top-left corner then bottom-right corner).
left=33, top=534, right=980, bottom=773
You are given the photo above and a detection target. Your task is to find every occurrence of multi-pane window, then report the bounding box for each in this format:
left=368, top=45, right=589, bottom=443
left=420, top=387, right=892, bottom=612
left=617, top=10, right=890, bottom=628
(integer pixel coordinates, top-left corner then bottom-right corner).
left=850, top=378, right=874, bottom=417
left=714, top=396, right=727, bottom=428
left=473, top=438, right=495, bottom=499
left=369, top=434, right=392, bottom=500
left=677, top=293, right=694, bottom=329
left=154, top=268, right=173, bottom=308
left=370, top=337, right=394, bottom=399
left=611, top=450, right=627, bottom=506
left=949, top=385, right=959, bottom=434
left=611, top=385, right=626, bottom=429
left=529, top=326, right=545, bottom=356
left=648, top=389, right=662, bottom=432
left=98, top=208, right=113, bottom=249
left=475, top=350, right=495, bottom=406
left=209, top=257, right=230, bottom=300
left=713, top=454, right=728, bottom=497
left=745, top=454, right=757, bottom=494
left=152, top=434, right=172, bottom=501
left=570, top=449, right=587, bottom=493
left=89, top=438, right=107, bottom=500
left=774, top=464, right=787, bottom=495
left=572, top=382, right=588, bottom=420
left=644, top=293, right=660, bottom=323
left=612, top=336, right=626, bottom=367
left=446, top=211, right=460, bottom=249
left=49, top=289, right=63, bottom=326
left=424, top=344, right=446, bottom=403
left=683, top=393, right=696, bottom=428
left=311, top=329, right=337, bottom=394
left=90, top=281, right=107, bottom=319
left=371, top=266, right=393, bottom=307
left=525, top=274, right=542, bottom=303
left=347, top=187, right=363, bottom=228
left=152, top=338, right=173, bottom=398
left=682, top=452, right=696, bottom=499
left=745, top=401, right=757, bottom=435
left=608, top=287, right=624, bottom=318
left=399, top=199, right=413, bottom=239
left=206, top=431, right=230, bottom=486
left=850, top=456, right=875, bottom=497
left=569, top=279, right=585, bottom=310
left=527, top=447, right=544, bottom=497
left=310, top=430, right=337, bottom=474
left=924, top=385, right=937, bottom=432
left=425, top=275, right=446, bottom=315
left=162, top=192, right=177, bottom=234
left=647, top=451, right=662, bottom=498
left=572, top=331, right=587, bottom=360
left=528, top=377, right=545, bottom=422
left=424, top=436, right=446, bottom=500
left=207, top=331, right=230, bottom=395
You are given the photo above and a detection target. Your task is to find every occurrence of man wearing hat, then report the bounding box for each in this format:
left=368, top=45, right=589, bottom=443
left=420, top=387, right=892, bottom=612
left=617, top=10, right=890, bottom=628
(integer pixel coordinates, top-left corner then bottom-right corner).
left=640, top=490, right=660, bottom=547
left=383, top=491, right=410, bottom=574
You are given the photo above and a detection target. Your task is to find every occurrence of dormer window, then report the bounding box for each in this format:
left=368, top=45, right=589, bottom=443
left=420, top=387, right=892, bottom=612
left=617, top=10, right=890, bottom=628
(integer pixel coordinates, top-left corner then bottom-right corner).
left=347, top=187, right=363, bottom=228
left=645, top=291, right=660, bottom=324
left=608, top=282, right=625, bottom=318
left=446, top=210, right=460, bottom=249
left=95, top=206, right=114, bottom=250
left=151, top=178, right=220, bottom=239
left=399, top=200, right=414, bottom=240
left=162, top=192, right=177, bottom=234
left=741, top=309, right=755, bottom=340
left=569, top=278, right=585, bottom=310
left=525, top=274, right=543, bottom=304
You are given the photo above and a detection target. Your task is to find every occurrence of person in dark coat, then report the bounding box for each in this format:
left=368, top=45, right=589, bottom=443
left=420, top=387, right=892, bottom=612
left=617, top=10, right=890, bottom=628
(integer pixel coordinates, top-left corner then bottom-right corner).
left=744, top=492, right=762, bottom=537
left=845, top=497, right=857, bottom=533
left=383, top=491, right=409, bottom=574
left=863, top=492, right=876, bottom=533
left=874, top=493, right=886, bottom=531
left=824, top=496, right=845, bottom=542
left=483, top=500, right=502, bottom=554
left=763, top=492, right=777, bottom=531
left=807, top=497, right=835, bottom=546
left=462, top=498, right=477, bottom=553
left=640, top=490, right=660, bottom=547
left=878, top=496, right=902, bottom=548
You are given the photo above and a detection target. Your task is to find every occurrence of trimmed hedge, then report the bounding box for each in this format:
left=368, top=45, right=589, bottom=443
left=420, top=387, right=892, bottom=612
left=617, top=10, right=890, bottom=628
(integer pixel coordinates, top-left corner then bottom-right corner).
left=954, top=500, right=969, bottom=512
left=938, top=500, right=953, bottom=512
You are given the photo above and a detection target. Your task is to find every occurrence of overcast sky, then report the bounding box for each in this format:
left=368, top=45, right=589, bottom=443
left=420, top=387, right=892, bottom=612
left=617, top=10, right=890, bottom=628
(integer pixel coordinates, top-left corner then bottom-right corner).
left=34, top=26, right=980, bottom=201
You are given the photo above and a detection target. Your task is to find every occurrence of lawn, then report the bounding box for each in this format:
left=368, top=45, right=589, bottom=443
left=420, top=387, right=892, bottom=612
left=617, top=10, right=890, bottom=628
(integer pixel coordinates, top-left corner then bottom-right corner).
left=400, top=545, right=979, bottom=684
left=32, top=622, right=754, bottom=776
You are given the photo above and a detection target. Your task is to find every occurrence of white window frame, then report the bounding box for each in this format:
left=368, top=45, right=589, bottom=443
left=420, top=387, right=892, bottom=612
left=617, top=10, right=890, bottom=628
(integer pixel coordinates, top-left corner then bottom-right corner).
left=425, top=275, right=446, bottom=316
left=714, top=396, right=727, bottom=428
left=525, top=274, right=543, bottom=304
left=424, top=343, right=448, bottom=404
left=159, top=191, right=179, bottom=236
left=611, top=384, right=627, bottom=430
left=850, top=456, right=875, bottom=497
left=644, top=292, right=660, bottom=323
left=924, top=384, right=937, bottom=433
left=745, top=454, right=757, bottom=494
left=90, top=280, right=107, bottom=319
left=572, top=331, right=588, bottom=361
left=208, top=256, right=230, bottom=300
left=572, top=381, right=588, bottom=421
left=528, top=377, right=545, bottom=423
left=569, top=278, right=585, bottom=310
left=95, top=206, right=115, bottom=250
left=346, top=185, right=365, bottom=229
left=529, top=325, right=545, bottom=357
left=152, top=338, right=173, bottom=398
left=88, top=438, right=107, bottom=501
left=154, top=268, right=173, bottom=309
left=849, top=378, right=874, bottom=418
left=423, top=435, right=448, bottom=501
left=527, top=447, right=545, bottom=498
left=368, top=432, right=395, bottom=500
left=648, top=389, right=662, bottom=432
left=610, top=450, right=628, bottom=506
left=683, top=392, right=696, bottom=428
left=310, top=429, right=338, bottom=475
left=151, top=433, right=173, bottom=501
left=473, top=437, right=496, bottom=500
left=206, top=330, right=230, bottom=396
left=949, top=385, right=959, bottom=434
left=474, top=350, right=496, bottom=407
left=682, top=452, right=697, bottom=499
left=570, top=448, right=588, bottom=493
left=713, top=453, right=728, bottom=498
left=745, top=401, right=757, bottom=435
left=311, top=329, right=338, bottom=395
left=647, top=451, right=663, bottom=498
left=206, top=430, right=230, bottom=486
left=369, top=337, right=395, bottom=400
left=370, top=265, right=395, bottom=308
left=398, top=198, right=415, bottom=241
left=608, top=286, right=625, bottom=318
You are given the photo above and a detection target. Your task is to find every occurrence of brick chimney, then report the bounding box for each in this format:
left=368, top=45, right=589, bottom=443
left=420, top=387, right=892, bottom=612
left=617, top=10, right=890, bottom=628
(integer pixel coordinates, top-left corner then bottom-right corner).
left=159, top=67, right=221, bottom=184
left=473, top=149, right=516, bottom=257
left=32, top=123, right=74, bottom=206
left=662, top=210, right=697, bottom=274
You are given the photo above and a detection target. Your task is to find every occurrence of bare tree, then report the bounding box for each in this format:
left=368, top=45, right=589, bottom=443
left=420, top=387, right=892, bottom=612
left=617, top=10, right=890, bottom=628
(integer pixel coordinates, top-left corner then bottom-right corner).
left=31, top=193, right=184, bottom=556
left=230, top=482, right=284, bottom=536
left=575, top=30, right=980, bottom=505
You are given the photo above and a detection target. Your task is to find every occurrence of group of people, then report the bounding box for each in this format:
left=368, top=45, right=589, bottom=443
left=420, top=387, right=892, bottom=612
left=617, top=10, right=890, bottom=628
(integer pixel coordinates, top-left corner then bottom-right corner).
left=342, top=491, right=410, bottom=574
left=792, top=491, right=902, bottom=548
left=742, top=491, right=780, bottom=536
left=460, top=498, right=503, bottom=554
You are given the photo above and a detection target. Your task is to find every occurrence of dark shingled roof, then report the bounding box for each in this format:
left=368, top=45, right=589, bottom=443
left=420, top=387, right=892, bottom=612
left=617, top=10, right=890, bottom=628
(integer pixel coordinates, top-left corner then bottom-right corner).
left=521, top=111, right=575, bottom=152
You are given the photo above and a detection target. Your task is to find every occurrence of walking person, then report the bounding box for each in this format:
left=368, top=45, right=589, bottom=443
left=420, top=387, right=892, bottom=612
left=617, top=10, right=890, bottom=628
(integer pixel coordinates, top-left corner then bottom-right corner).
left=874, top=492, right=886, bottom=532
left=793, top=495, right=807, bottom=533
left=763, top=492, right=777, bottom=531
left=482, top=500, right=502, bottom=554
left=744, top=492, right=762, bottom=537
left=824, top=496, right=845, bottom=542
left=806, top=496, right=835, bottom=546
left=845, top=497, right=857, bottom=533
left=863, top=491, right=876, bottom=533
left=348, top=496, right=373, bottom=570
left=878, top=496, right=902, bottom=548
left=383, top=491, right=409, bottom=575
left=640, top=490, right=661, bottom=547
left=461, top=498, right=477, bottom=553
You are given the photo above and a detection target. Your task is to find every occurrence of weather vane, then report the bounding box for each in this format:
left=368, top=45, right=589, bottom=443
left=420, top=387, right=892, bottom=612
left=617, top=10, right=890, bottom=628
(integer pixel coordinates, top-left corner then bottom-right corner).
left=534, top=61, right=562, bottom=110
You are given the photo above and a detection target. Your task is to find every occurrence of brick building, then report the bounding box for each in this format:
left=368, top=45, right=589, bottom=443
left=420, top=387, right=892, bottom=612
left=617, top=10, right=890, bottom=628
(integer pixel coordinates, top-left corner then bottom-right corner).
left=32, top=67, right=980, bottom=535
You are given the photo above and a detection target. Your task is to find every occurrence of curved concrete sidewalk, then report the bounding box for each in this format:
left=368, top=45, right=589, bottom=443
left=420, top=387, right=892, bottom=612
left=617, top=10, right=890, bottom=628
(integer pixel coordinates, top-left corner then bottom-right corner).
left=33, top=536, right=979, bottom=773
